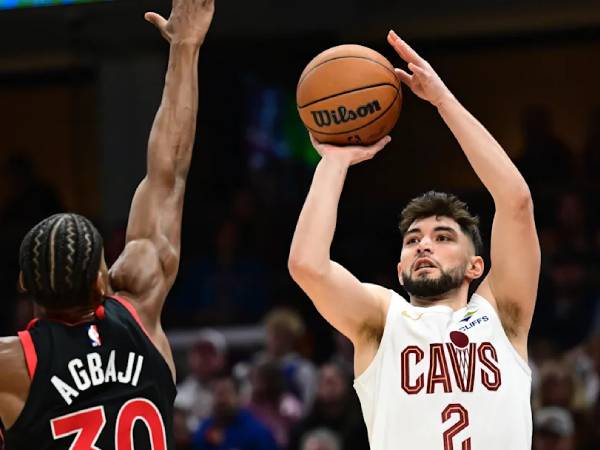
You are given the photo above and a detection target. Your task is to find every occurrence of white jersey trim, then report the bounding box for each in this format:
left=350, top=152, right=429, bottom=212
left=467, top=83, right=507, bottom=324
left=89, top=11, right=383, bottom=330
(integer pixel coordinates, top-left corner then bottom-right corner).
left=354, top=289, right=399, bottom=385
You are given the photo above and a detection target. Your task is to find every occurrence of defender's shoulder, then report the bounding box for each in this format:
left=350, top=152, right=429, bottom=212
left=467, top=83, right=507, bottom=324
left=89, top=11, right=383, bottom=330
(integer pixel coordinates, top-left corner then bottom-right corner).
left=0, top=337, right=27, bottom=387
left=0, top=337, right=22, bottom=361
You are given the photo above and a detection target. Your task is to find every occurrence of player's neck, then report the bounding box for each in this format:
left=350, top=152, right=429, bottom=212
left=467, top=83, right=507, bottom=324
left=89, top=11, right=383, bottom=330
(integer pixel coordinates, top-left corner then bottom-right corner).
left=409, top=287, right=469, bottom=310
left=36, top=295, right=104, bottom=324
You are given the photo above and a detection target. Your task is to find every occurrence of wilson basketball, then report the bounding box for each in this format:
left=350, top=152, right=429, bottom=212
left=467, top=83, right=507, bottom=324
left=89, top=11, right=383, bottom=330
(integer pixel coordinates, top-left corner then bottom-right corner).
left=297, top=44, right=402, bottom=145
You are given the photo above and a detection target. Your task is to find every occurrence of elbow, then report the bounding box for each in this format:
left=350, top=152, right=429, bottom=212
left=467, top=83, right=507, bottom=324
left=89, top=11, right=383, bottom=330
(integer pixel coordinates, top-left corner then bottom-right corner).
left=287, top=254, right=327, bottom=283
left=497, top=184, right=533, bottom=215
left=512, top=185, right=534, bottom=213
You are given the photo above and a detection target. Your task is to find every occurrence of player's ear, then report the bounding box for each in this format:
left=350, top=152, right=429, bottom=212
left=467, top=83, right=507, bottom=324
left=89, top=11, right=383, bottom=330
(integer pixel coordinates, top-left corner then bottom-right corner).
left=397, top=261, right=405, bottom=285
left=466, top=256, right=484, bottom=280
left=95, top=271, right=107, bottom=297
left=17, top=271, right=28, bottom=293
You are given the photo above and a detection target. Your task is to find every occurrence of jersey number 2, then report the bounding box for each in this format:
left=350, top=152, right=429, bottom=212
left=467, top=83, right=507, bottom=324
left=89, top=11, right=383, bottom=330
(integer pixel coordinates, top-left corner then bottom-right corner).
left=442, top=403, right=471, bottom=450
left=50, top=398, right=167, bottom=450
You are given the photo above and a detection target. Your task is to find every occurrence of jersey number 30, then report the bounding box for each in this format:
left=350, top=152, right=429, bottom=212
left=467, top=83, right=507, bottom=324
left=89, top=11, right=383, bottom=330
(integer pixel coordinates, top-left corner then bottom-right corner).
left=50, top=398, right=166, bottom=450
left=442, top=403, right=471, bottom=450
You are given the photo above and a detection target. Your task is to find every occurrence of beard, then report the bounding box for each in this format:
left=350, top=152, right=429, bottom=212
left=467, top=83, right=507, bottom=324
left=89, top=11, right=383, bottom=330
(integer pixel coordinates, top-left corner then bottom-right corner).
left=402, top=265, right=466, bottom=299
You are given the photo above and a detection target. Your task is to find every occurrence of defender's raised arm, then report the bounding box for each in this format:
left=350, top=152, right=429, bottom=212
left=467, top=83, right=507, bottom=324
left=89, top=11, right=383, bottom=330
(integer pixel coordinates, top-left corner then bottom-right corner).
left=110, top=0, right=215, bottom=328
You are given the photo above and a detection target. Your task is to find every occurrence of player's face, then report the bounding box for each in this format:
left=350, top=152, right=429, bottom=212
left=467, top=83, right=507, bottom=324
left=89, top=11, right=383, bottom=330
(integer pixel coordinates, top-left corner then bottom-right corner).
left=398, top=216, right=482, bottom=298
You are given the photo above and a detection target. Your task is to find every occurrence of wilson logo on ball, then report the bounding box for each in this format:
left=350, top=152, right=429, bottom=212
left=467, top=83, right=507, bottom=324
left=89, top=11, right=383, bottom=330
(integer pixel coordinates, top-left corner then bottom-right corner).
left=310, top=100, right=382, bottom=127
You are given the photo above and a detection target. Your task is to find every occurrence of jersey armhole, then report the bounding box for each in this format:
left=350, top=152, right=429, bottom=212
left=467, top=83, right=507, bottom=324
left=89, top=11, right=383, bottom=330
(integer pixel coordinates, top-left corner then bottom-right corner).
left=354, top=289, right=399, bottom=384
left=111, top=295, right=151, bottom=339
left=109, top=295, right=177, bottom=387
left=17, top=331, right=37, bottom=380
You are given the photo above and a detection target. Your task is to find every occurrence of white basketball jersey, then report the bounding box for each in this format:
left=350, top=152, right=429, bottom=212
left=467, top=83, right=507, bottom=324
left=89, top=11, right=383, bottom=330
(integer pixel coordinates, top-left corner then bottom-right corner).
left=354, top=291, right=532, bottom=450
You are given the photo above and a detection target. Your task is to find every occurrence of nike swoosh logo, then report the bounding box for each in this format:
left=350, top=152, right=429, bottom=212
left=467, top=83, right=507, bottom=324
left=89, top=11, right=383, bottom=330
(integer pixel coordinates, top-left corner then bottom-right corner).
left=401, top=311, right=424, bottom=320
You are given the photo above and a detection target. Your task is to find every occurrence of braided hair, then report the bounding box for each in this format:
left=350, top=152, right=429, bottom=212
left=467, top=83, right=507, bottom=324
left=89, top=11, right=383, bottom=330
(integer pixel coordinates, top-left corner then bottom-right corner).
left=19, top=213, right=104, bottom=309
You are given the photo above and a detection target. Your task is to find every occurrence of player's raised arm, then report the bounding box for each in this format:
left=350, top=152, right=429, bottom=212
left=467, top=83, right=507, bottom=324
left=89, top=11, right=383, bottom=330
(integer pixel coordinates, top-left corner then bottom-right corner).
left=387, top=30, right=540, bottom=357
left=109, top=0, right=215, bottom=327
left=288, top=135, right=392, bottom=347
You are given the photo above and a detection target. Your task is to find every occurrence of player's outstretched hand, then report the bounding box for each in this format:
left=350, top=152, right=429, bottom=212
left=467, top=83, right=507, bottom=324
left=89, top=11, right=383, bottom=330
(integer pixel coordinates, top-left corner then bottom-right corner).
left=309, top=133, right=391, bottom=167
left=387, top=30, right=451, bottom=107
left=145, top=0, right=215, bottom=46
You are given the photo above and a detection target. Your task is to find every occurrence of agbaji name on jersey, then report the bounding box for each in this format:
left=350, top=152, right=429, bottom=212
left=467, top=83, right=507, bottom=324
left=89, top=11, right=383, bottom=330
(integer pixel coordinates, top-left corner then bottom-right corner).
left=51, top=351, right=144, bottom=405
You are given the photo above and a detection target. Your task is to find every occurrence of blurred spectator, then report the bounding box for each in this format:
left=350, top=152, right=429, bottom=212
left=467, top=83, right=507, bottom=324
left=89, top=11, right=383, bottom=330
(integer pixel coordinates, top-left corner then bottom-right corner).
left=533, top=407, right=576, bottom=450
left=288, top=363, right=369, bottom=450
left=565, top=336, right=600, bottom=414
left=536, top=361, right=577, bottom=410
left=176, top=329, right=228, bottom=434
left=300, top=428, right=341, bottom=450
left=517, top=106, right=573, bottom=187
left=533, top=252, right=595, bottom=351
left=246, top=361, right=302, bottom=448
left=192, top=374, right=278, bottom=450
left=329, top=331, right=354, bottom=377
left=174, top=408, right=194, bottom=450
left=255, top=308, right=318, bottom=415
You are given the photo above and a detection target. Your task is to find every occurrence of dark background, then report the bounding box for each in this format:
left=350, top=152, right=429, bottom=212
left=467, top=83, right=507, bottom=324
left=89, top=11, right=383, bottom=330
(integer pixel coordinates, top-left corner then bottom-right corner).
left=1, top=1, right=600, bottom=449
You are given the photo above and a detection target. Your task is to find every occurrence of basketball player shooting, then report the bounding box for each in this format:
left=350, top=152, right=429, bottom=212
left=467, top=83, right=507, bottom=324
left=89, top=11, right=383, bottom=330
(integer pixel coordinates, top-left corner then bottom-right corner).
left=0, top=1, right=215, bottom=449
left=289, top=30, right=540, bottom=450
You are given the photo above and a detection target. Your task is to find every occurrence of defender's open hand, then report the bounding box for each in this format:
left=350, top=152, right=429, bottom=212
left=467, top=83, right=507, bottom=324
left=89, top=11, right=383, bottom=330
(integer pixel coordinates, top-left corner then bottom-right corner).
left=145, top=0, right=215, bottom=46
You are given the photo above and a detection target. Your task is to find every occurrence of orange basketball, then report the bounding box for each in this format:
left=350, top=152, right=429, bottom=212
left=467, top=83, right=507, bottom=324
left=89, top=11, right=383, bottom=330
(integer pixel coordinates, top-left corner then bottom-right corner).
left=297, top=44, right=402, bottom=146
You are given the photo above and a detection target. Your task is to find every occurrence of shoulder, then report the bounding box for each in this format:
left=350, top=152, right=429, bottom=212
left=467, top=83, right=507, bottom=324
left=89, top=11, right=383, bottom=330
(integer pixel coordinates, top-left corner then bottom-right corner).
left=241, top=410, right=276, bottom=438
left=363, top=283, right=393, bottom=314
left=0, top=337, right=28, bottom=391
left=0, top=337, right=23, bottom=369
left=354, top=284, right=395, bottom=343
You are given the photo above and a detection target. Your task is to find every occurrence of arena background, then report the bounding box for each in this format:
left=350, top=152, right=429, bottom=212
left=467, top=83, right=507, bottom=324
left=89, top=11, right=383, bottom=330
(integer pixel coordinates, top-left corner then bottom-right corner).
left=1, top=1, right=600, bottom=449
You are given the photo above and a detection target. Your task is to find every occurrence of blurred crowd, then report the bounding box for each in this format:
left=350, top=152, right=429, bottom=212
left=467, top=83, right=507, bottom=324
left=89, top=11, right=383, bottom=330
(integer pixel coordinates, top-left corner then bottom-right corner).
left=171, top=312, right=367, bottom=450
left=1, top=103, right=600, bottom=450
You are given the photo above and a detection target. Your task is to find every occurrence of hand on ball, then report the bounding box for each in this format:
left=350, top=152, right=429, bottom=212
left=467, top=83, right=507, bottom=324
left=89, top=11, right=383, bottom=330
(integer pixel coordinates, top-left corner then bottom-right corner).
left=387, top=30, right=452, bottom=108
left=309, top=133, right=391, bottom=167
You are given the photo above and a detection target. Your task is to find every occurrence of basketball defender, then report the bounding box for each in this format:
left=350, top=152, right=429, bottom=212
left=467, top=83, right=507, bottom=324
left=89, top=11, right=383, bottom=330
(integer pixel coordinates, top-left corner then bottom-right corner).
left=289, top=31, right=540, bottom=450
left=0, top=1, right=215, bottom=448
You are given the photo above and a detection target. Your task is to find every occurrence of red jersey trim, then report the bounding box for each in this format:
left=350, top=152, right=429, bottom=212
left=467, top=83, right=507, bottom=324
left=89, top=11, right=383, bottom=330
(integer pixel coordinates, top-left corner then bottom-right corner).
left=17, top=331, right=37, bottom=379
left=111, top=295, right=151, bottom=339
left=25, top=318, right=39, bottom=330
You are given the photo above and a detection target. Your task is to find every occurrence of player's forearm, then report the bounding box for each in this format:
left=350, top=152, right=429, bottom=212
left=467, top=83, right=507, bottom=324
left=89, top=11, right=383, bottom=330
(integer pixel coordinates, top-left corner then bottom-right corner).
left=146, top=42, right=200, bottom=182
left=437, top=94, right=532, bottom=208
left=288, top=157, right=348, bottom=276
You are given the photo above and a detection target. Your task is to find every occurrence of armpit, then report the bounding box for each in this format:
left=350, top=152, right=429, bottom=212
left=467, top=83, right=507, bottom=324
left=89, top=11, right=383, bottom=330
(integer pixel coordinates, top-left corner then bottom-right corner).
left=496, top=300, right=523, bottom=339
left=357, top=321, right=384, bottom=345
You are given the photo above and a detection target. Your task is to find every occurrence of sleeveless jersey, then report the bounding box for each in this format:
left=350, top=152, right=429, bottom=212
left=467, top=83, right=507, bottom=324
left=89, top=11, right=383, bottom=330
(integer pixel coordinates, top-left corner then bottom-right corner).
left=5, top=296, right=176, bottom=450
left=354, top=291, right=532, bottom=450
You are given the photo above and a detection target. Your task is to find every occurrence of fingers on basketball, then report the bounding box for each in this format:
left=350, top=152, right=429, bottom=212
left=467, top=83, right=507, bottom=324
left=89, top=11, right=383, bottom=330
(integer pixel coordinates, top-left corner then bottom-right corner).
left=394, top=68, right=413, bottom=85
left=366, top=136, right=391, bottom=156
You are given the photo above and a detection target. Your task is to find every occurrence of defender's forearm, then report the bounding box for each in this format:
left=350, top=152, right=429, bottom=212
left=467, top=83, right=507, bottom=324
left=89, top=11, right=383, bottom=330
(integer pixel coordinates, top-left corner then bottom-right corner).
left=289, top=158, right=348, bottom=274
left=437, top=94, right=531, bottom=206
left=147, top=42, right=200, bottom=181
